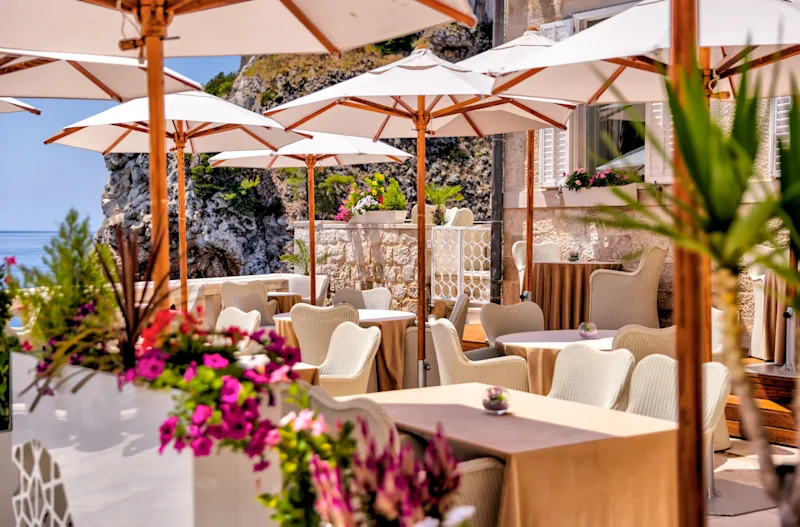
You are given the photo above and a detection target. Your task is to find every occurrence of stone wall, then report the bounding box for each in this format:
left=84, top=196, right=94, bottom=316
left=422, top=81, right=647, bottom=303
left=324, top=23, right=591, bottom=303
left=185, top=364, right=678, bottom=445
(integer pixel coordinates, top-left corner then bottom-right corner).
left=293, top=223, right=432, bottom=312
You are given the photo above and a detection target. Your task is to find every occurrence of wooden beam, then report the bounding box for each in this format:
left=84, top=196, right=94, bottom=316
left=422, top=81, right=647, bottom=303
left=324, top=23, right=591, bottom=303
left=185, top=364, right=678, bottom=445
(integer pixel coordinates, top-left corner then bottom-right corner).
left=0, top=55, right=20, bottom=69
left=373, top=102, right=397, bottom=141
left=81, top=0, right=250, bottom=15
left=430, top=95, right=483, bottom=118
left=426, top=94, right=443, bottom=113
left=282, top=100, right=340, bottom=130
left=112, top=123, right=154, bottom=135
left=387, top=155, right=405, bottom=163
left=348, top=97, right=414, bottom=118
left=603, top=57, right=664, bottom=75
left=102, top=128, right=133, bottom=155
left=333, top=154, right=343, bottom=166
left=719, top=45, right=800, bottom=79
left=413, top=0, right=477, bottom=27
left=391, top=96, right=416, bottom=115
left=279, top=0, right=340, bottom=54
left=714, top=45, right=757, bottom=75
left=434, top=98, right=507, bottom=118
left=186, top=121, right=212, bottom=136
left=449, top=95, right=482, bottom=138
left=491, top=68, right=544, bottom=95
left=68, top=61, right=123, bottom=102
left=588, top=65, right=626, bottom=104
left=5, top=100, right=41, bottom=115
left=238, top=126, right=279, bottom=151
left=189, top=123, right=240, bottom=139
left=508, top=99, right=567, bottom=131
left=0, top=57, right=57, bottom=77
left=340, top=100, right=412, bottom=120
left=43, top=127, right=85, bottom=144
left=525, top=129, right=535, bottom=293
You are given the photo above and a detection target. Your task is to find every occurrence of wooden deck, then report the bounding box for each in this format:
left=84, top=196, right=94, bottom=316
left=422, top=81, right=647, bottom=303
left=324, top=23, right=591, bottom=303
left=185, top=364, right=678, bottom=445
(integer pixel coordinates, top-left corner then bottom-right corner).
left=462, top=323, right=488, bottom=351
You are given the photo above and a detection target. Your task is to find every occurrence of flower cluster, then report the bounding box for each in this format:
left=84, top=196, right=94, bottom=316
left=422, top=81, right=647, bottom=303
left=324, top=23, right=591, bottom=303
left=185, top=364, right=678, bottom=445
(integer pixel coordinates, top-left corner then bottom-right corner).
left=353, top=195, right=380, bottom=216
left=335, top=173, right=408, bottom=220
left=560, top=168, right=636, bottom=191
left=310, top=419, right=462, bottom=527
left=0, top=256, right=19, bottom=431
left=484, top=386, right=507, bottom=403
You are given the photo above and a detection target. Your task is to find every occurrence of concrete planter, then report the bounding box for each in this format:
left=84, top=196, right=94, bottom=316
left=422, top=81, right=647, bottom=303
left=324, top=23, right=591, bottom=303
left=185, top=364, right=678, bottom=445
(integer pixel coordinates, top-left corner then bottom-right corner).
left=349, top=210, right=408, bottom=224
left=561, top=183, right=638, bottom=208
left=9, top=352, right=281, bottom=527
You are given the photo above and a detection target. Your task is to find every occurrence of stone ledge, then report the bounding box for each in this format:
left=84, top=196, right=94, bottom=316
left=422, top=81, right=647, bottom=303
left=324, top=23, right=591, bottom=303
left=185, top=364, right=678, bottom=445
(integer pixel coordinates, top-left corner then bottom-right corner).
left=293, top=221, right=429, bottom=231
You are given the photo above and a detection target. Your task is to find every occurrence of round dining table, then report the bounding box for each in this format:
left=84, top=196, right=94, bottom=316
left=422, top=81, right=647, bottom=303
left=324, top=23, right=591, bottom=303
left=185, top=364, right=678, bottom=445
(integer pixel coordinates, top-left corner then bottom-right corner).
left=267, top=291, right=302, bottom=314
left=273, top=309, right=417, bottom=391
left=496, top=329, right=618, bottom=395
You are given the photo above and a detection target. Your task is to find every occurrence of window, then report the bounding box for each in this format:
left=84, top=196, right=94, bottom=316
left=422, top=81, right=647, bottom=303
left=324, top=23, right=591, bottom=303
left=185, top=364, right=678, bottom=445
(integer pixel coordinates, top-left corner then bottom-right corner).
left=770, top=96, right=792, bottom=177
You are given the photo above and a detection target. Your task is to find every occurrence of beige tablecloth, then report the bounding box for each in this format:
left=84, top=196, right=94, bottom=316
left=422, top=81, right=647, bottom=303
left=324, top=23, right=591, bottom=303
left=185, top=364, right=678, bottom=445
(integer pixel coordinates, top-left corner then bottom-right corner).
left=526, top=261, right=623, bottom=330
left=354, top=384, right=677, bottom=527
left=761, top=271, right=797, bottom=363
left=274, top=317, right=412, bottom=391
left=268, top=292, right=302, bottom=314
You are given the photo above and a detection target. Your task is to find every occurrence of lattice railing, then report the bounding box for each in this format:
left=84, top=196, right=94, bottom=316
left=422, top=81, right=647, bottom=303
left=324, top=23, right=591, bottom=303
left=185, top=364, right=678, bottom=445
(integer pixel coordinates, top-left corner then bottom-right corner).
left=431, top=226, right=491, bottom=305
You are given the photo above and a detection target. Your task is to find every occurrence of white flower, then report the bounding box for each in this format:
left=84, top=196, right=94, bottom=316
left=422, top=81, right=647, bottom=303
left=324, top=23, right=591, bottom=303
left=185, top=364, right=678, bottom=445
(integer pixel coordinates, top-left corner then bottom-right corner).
left=443, top=506, right=476, bottom=526
left=414, top=518, right=440, bottom=527
left=353, top=195, right=379, bottom=215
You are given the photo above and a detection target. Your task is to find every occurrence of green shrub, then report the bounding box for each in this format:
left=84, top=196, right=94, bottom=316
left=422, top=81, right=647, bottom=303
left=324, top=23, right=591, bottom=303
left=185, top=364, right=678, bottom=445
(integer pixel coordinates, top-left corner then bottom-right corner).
left=383, top=178, right=408, bottom=211
left=204, top=71, right=237, bottom=98
left=190, top=154, right=265, bottom=216
left=317, top=174, right=355, bottom=215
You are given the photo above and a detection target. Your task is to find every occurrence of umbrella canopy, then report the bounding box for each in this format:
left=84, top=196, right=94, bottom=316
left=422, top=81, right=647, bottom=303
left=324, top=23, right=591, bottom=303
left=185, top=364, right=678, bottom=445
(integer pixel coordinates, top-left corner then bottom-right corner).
left=457, top=28, right=555, bottom=75
left=0, top=97, right=40, bottom=115
left=0, top=0, right=477, bottom=56
left=0, top=48, right=200, bottom=101
left=492, top=0, right=800, bottom=103
left=44, top=91, right=304, bottom=154
left=266, top=48, right=574, bottom=137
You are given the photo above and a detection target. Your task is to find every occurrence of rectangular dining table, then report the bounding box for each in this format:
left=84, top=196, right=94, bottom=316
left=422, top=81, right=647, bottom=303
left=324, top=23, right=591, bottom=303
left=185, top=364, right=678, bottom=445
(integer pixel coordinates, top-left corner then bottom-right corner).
left=350, top=383, right=677, bottom=527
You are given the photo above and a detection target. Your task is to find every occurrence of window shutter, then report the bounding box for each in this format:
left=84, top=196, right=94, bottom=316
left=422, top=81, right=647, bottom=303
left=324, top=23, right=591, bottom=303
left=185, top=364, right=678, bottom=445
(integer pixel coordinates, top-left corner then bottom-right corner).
left=644, top=102, right=674, bottom=183
left=771, top=96, right=792, bottom=177
left=538, top=20, right=573, bottom=187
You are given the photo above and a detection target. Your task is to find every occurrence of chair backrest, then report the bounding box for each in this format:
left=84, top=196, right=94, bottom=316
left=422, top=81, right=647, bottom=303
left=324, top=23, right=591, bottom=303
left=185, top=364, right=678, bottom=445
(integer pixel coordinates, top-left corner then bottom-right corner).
left=448, top=293, right=470, bottom=342
left=445, top=208, right=474, bottom=227
left=220, top=281, right=277, bottom=324
left=429, top=318, right=470, bottom=386
left=632, top=245, right=668, bottom=279
left=512, top=241, right=562, bottom=271
left=214, top=307, right=261, bottom=353
left=612, top=325, right=676, bottom=363
left=290, top=303, right=359, bottom=366
left=286, top=274, right=330, bottom=305
left=711, top=307, right=724, bottom=355
left=362, top=287, right=392, bottom=310
left=320, top=322, right=381, bottom=377
left=315, top=275, right=331, bottom=306
left=743, top=244, right=789, bottom=280
left=332, top=287, right=366, bottom=309
left=410, top=203, right=435, bottom=224
left=480, top=302, right=545, bottom=347
left=548, top=344, right=635, bottom=410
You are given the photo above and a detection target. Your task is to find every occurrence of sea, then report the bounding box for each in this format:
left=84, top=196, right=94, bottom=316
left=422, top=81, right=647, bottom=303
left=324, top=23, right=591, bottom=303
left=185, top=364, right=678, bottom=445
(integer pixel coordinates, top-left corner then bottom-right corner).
left=0, top=231, right=55, bottom=271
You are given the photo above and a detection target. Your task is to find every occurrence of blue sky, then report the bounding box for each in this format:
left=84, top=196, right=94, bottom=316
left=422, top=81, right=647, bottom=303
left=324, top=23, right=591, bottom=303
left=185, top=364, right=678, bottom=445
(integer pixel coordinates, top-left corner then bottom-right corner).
left=0, top=56, right=241, bottom=232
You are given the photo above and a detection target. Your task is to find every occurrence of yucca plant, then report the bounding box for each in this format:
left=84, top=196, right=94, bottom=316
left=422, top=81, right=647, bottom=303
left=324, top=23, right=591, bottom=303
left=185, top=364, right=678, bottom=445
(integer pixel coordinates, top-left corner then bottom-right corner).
left=280, top=239, right=330, bottom=276
left=425, top=184, right=464, bottom=226
left=589, top=66, right=800, bottom=522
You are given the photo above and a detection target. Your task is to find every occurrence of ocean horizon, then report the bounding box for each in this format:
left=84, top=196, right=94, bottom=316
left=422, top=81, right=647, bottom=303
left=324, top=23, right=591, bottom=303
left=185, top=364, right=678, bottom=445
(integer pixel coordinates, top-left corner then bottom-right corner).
left=0, top=230, right=58, bottom=270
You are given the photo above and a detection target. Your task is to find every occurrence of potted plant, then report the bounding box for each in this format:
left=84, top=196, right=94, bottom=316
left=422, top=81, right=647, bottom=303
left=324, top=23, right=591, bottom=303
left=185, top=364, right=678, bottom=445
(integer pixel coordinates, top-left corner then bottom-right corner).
left=0, top=256, right=17, bottom=433
left=425, top=183, right=464, bottom=226
left=280, top=238, right=330, bottom=275
left=337, top=173, right=409, bottom=224
left=559, top=168, right=638, bottom=207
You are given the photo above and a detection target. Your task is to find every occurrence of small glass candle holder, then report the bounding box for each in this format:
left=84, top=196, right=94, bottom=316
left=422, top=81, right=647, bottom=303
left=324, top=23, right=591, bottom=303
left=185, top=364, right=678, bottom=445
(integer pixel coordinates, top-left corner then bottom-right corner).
left=578, top=322, right=598, bottom=339
left=482, top=386, right=510, bottom=415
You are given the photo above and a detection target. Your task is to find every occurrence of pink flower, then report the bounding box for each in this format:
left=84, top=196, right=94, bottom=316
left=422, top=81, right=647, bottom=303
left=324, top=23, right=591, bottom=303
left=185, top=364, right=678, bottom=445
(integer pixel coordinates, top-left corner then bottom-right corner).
left=159, top=416, right=178, bottom=453
left=3, top=256, right=16, bottom=266
left=21, top=341, right=33, bottom=352
left=253, top=459, right=270, bottom=472
left=117, top=369, right=135, bottom=391
left=293, top=409, right=315, bottom=432
left=192, top=404, right=213, bottom=426
left=223, top=415, right=252, bottom=440
left=174, top=438, right=186, bottom=453
left=279, top=411, right=297, bottom=428
left=244, top=369, right=269, bottom=385
left=136, top=356, right=165, bottom=381
left=599, top=174, right=606, bottom=179
left=220, top=376, right=241, bottom=404
left=576, top=180, right=582, bottom=186
left=265, top=428, right=281, bottom=448
left=311, top=415, right=329, bottom=437
left=269, top=365, right=291, bottom=384
left=242, top=397, right=259, bottom=420
left=251, top=328, right=267, bottom=342
left=206, top=424, right=227, bottom=440
left=203, top=353, right=229, bottom=369
left=184, top=361, right=197, bottom=382
left=190, top=436, right=213, bottom=457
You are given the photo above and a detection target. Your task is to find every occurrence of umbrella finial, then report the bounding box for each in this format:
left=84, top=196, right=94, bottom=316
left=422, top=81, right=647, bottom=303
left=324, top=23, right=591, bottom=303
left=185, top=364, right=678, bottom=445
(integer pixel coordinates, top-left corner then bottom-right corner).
left=414, top=43, right=430, bottom=50
left=526, top=26, right=538, bottom=32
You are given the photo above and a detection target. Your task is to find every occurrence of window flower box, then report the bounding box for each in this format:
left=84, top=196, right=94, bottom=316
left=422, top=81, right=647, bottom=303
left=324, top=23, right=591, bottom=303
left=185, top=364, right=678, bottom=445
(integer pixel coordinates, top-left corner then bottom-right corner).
left=348, top=210, right=408, bottom=224
left=561, top=183, right=638, bottom=207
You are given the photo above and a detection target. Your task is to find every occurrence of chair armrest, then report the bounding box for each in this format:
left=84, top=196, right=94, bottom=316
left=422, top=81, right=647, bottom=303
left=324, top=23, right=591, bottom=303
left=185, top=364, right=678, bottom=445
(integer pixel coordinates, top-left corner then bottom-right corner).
left=456, top=458, right=505, bottom=526
left=319, top=375, right=368, bottom=397
left=463, top=356, right=529, bottom=392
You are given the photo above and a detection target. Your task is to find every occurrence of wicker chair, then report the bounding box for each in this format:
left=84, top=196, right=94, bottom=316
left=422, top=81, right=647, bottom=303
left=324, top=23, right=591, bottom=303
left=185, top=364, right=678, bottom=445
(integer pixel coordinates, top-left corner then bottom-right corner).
left=402, top=293, right=470, bottom=389
left=429, top=318, right=529, bottom=392
left=362, top=287, right=392, bottom=310
left=215, top=307, right=261, bottom=355
left=318, top=322, right=381, bottom=397
left=332, top=287, right=367, bottom=309
left=547, top=344, right=634, bottom=410
left=290, top=303, right=359, bottom=366
left=444, top=208, right=475, bottom=227
left=409, top=203, right=435, bottom=224
left=612, top=325, right=677, bottom=363
left=588, top=245, right=668, bottom=330
left=286, top=274, right=330, bottom=306
left=220, top=281, right=278, bottom=330
left=299, top=386, right=506, bottom=527
left=480, top=301, right=545, bottom=348
left=511, top=240, right=561, bottom=294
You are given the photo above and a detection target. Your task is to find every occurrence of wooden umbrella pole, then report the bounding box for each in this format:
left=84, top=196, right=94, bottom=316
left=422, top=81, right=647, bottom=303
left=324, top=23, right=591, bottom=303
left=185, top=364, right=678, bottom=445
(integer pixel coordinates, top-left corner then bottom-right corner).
left=416, top=96, right=429, bottom=387
left=175, top=125, right=188, bottom=310
left=307, top=157, right=317, bottom=306
left=525, top=130, right=535, bottom=294
left=699, top=46, right=713, bottom=363
left=671, top=0, right=706, bottom=524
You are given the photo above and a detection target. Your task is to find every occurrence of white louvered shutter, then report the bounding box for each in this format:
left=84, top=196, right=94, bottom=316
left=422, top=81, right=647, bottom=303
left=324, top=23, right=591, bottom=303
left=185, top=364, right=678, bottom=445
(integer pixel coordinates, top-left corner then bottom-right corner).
left=644, top=102, right=674, bottom=183
left=771, top=96, right=792, bottom=177
left=538, top=20, right=573, bottom=186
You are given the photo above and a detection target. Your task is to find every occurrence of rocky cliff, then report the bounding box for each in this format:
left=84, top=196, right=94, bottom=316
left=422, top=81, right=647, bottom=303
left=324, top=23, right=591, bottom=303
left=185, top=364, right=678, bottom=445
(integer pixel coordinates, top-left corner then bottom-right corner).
left=96, top=6, right=494, bottom=278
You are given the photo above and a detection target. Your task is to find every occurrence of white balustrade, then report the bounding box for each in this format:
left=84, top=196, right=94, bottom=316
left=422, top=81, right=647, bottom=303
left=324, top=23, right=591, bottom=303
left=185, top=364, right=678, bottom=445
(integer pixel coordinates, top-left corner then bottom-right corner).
left=431, top=226, right=491, bottom=305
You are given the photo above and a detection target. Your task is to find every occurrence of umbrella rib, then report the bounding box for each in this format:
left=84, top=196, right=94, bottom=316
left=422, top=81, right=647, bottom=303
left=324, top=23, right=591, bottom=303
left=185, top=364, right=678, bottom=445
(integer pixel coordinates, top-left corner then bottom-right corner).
left=387, top=155, right=404, bottom=163
left=348, top=97, right=414, bottom=118
left=186, top=121, right=212, bottom=136
left=719, top=45, right=800, bottom=78
left=448, top=95, right=483, bottom=138
left=238, top=126, right=279, bottom=151
left=435, top=98, right=506, bottom=118
left=113, top=123, right=156, bottom=136
left=189, top=123, right=240, bottom=139
left=391, top=96, right=416, bottom=115
left=341, top=100, right=412, bottom=120
left=714, top=46, right=757, bottom=74
left=492, top=68, right=545, bottom=95
left=138, top=65, right=204, bottom=91
left=0, top=57, right=57, bottom=77
left=509, top=99, right=567, bottom=131
left=332, top=154, right=343, bottom=166
left=588, top=65, right=626, bottom=104
left=5, top=100, right=41, bottom=115
left=0, top=55, right=20, bottom=69
left=603, top=58, right=664, bottom=75
left=44, top=127, right=86, bottom=145
left=103, top=128, right=133, bottom=155
left=279, top=0, right=340, bottom=54
left=413, top=0, right=477, bottom=27
left=430, top=95, right=483, bottom=118
left=67, top=61, right=123, bottom=102
left=373, top=101, right=398, bottom=141
left=426, top=95, right=443, bottom=113
left=283, top=100, right=340, bottom=130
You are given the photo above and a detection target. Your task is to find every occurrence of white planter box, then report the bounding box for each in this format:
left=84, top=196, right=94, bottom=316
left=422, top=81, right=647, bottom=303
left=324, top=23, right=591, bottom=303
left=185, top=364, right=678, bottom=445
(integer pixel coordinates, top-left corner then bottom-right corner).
left=561, top=184, right=638, bottom=207
left=349, top=210, right=408, bottom=224
left=9, top=353, right=282, bottom=527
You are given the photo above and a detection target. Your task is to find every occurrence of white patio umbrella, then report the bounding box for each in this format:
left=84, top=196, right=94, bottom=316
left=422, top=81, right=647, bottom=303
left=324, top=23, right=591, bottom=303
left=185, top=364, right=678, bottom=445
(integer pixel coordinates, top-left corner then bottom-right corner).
left=492, top=0, right=800, bottom=102
left=210, top=133, right=413, bottom=305
left=44, top=90, right=305, bottom=307
left=0, top=0, right=479, bottom=301
left=457, top=28, right=557, bottom=295
left=0, top=97, right=40, bottom=115
left=265, top=47, right=575, bottom=385
left=0, top=48, right=200, bottom=101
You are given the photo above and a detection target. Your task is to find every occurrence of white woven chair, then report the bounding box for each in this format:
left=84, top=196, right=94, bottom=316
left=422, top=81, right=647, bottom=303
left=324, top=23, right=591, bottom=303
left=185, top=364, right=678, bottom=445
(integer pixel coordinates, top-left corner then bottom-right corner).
left=287, top=274, right=330, bottom=306
left=744, top=245, right=788, bottom=359
left=410, top=203, right=435, bottom=224
left=403, top=294, right=471, bottom=389
left=588, top=245, right=668, bottom=330
left=480, top=301, right=545, bottom=348
left=215, top=307, right=261, bottom=355
left=220, top=281, right=278, bottom=330
left=547, top=344, right=635, bottom=410
left=429, top=318, right=529, bottom=392
left=319, top=322, right=381, bottom=397
left=290, top=303, right=359, bottom=366
left=444, top=208, right=474, bottom=227
left=299, top=386, right=505, bottom=527
left=332, top=287, right=367, bottom=309
left=511, top=240, right=562, bottom=294
left=612, top=325, right=676, bottom=363
left=362, top=287, right=392, bottom=310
